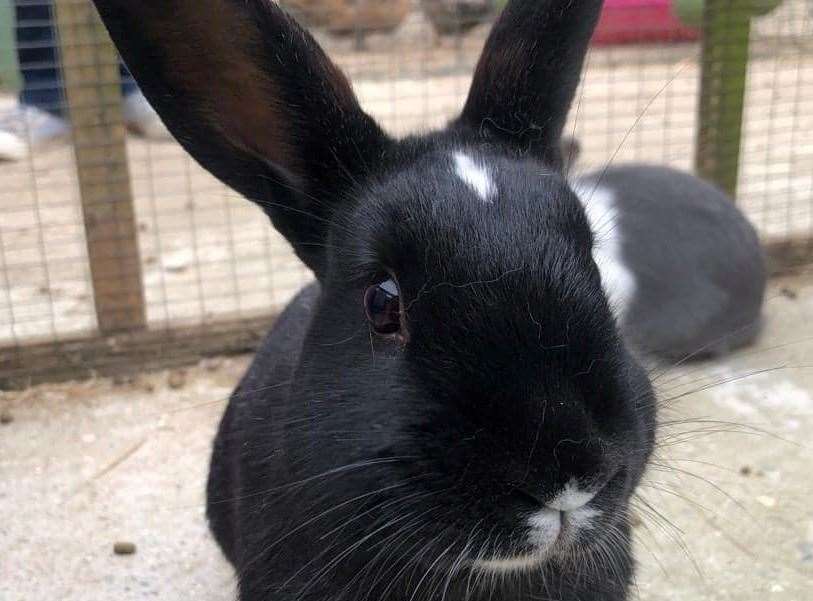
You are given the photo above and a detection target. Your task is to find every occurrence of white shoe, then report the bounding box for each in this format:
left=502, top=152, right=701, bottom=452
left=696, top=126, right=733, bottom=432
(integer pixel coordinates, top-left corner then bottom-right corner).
left=0, top=130, right=27, bottom=161
left=122, top=90, right=172, bottom=140
left=0, top=104, right=70, bottom=161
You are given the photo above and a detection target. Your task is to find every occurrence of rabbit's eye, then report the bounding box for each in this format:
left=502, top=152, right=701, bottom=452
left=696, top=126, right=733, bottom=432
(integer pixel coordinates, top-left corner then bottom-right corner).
left=364, top=278, right=401, bottom=335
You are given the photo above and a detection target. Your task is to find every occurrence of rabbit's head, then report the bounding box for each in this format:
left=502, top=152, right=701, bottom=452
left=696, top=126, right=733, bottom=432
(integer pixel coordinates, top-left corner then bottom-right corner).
left=94, top=0, right=655, bottom=575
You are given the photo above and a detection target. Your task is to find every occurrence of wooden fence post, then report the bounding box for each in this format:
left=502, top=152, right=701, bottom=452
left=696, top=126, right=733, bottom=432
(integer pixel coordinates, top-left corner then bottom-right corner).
left=54, top=0, right=146, bottom=333
left=695, top=0, right=752, bottom=200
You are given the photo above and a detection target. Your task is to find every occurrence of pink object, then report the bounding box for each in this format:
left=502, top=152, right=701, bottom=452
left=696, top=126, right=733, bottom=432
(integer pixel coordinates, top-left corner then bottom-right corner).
left=591, top=0, right=700, bottom=45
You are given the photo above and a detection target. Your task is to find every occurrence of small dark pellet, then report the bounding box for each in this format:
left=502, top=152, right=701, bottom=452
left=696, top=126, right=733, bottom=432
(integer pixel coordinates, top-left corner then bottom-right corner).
left=167, top=370, right=187, bottom=389
left=114, top=541, right=137, bottom=555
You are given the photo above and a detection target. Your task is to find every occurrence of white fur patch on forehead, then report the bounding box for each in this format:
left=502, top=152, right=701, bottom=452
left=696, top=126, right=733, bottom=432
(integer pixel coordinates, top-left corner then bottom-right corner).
left=453, top=151, right=496, bottom=203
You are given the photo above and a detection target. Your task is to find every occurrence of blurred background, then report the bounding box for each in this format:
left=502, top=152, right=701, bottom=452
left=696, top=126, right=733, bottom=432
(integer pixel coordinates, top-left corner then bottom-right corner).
left=0, top=0, right=810, bottom=384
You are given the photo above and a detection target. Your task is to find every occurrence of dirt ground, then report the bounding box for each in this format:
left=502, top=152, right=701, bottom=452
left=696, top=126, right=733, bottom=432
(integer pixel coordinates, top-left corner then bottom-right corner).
left=1, top=274, right=813, bottom=600
left=1, top=4, right=811, bottom=345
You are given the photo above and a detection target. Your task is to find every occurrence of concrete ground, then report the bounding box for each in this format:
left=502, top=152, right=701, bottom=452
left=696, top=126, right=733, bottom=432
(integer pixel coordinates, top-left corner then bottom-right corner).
left=2, top=274, right=813, bottom=600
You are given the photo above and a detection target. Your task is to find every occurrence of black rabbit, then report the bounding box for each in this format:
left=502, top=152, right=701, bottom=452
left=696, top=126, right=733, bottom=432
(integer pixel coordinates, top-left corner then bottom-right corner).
left=91, top=1, right=657, bottom=600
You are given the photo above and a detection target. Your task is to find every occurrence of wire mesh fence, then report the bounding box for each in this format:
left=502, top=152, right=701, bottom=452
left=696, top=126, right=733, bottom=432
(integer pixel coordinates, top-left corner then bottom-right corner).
left=0, top=0, right=811, bottom=385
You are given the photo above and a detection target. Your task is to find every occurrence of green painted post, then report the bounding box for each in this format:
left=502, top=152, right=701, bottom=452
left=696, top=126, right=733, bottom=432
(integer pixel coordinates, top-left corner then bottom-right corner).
left=695, top=0, right=752, bottom=200
left=0, top=0, right=21, bottom=92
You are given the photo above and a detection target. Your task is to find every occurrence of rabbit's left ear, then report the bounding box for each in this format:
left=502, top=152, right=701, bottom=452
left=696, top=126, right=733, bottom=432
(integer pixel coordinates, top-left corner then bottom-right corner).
left=91, top=0, right=391, bottom=276
left=457, top=0, right=603, bottom=170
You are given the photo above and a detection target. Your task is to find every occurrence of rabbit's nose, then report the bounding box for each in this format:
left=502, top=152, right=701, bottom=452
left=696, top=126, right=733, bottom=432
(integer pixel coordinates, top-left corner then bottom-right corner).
left=549, top=436, right=623, bottom=491
left=545, top=480, right=596, bottom=512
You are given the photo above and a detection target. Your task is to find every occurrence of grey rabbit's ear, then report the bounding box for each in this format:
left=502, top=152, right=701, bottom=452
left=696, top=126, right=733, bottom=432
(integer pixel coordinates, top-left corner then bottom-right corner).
left=90, top=0, right=392, bottom=277
left=457, top=0, right=603, bottom=170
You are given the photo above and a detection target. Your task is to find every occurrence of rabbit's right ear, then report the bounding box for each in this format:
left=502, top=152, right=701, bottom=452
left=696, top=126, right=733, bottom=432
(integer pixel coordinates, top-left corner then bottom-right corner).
left=458, top=0, right=603, bottom=170
left=91, top=0, right=391, bottom=276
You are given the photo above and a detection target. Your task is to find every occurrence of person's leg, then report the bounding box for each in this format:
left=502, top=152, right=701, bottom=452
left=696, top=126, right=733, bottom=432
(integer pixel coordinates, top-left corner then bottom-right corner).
left=16, top=1, right=139, bottom=114
left=1, top=0, right=167, bottom=160
left=0, top=0, right=70, bottom=160
left=15, top=0, right=65, bottom=117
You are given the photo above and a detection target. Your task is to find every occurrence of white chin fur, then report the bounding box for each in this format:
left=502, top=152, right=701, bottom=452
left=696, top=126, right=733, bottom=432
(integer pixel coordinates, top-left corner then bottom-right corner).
left=571, top=181, right=636, bottom=322
left=471, top=490, right=603, bottom=574
left=471, top=509, right=561, bottom=574
left=527, top=507, right=562, bottom=549
left=472, top=551, right=549, bottom=573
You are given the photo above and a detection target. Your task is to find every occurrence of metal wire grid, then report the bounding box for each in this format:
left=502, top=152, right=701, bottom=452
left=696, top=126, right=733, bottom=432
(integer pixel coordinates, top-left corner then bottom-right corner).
left=0, top=0, right=810, bottom=383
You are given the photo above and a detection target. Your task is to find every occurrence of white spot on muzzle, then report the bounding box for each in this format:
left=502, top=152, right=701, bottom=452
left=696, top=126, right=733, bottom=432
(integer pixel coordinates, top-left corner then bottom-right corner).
left=453, top=151, right=496, bottom=203
left=474, top=482, right=604, bottom=574
left=545, top=479, right=596, bottom=511
left=567, top=506, right=602, bottom=531
left=527, top=508, right=561, bottom=549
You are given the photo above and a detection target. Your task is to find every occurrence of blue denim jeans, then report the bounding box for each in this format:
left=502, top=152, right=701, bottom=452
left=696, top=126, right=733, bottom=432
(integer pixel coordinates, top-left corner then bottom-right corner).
left=15, top=0, right=137, bottom=117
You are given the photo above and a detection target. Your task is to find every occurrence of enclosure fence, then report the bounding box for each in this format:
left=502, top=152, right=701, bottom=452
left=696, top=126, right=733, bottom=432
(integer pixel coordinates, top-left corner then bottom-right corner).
left=1, top=0, right=811, bottom=386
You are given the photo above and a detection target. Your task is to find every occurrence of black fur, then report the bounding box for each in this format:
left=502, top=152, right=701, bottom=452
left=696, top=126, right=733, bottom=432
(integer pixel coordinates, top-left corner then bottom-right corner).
left=458, top=0, right=603, bottom=169
left=91, top=1, right=657, bottom=600
left=90, top=0, right=391, bottom=275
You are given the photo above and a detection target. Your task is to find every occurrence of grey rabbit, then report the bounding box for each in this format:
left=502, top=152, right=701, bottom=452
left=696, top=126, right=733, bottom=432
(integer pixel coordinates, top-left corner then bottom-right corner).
left=562, top=141, right=766, bottom=360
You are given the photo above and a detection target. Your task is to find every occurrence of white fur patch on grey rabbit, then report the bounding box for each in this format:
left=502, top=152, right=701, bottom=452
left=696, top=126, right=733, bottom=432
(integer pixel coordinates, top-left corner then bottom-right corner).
left=571, top=164, right=766, bottom=361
